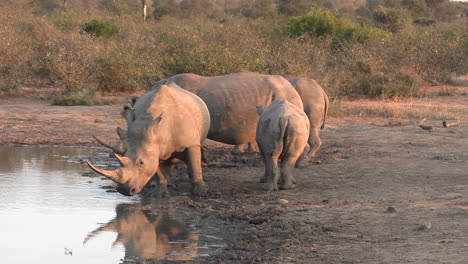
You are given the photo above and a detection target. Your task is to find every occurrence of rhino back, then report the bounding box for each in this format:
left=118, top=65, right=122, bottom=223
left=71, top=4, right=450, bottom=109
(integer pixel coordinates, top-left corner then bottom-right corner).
left=162, top=72, right=303, bottom=145
left=133, top=84, right=210, bottom=155
left=256, top=99, right=309, bottom=153
left=286, top=77, right=327, bottom=129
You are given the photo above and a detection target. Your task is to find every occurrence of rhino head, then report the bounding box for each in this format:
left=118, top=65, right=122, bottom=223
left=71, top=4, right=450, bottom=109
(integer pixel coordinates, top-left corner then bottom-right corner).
left=87, top=114, right=163, bottom=196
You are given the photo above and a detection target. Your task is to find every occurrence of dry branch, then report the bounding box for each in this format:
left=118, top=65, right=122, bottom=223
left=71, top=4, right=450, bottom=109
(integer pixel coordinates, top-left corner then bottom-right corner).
left=442, top=119, right=461, bottom=128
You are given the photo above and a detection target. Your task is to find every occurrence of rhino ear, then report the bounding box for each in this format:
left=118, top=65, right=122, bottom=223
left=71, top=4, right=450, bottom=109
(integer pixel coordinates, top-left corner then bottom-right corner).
left=256, top=106, right=264, bottom=116
left=127, top=96, right=138, bottom=106
left=153, top=113, right=163, bottom=123
left=147, top=113, right=163, bottom=135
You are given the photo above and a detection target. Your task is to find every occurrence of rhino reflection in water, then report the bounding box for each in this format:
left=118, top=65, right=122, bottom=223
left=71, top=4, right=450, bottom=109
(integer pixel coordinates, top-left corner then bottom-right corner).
left=84, top=203, right=207, bottom=261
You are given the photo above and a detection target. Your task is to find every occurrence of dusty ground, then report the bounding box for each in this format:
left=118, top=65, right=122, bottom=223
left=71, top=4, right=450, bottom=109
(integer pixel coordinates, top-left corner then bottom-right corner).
left=0, top=87, right=467, bottom=263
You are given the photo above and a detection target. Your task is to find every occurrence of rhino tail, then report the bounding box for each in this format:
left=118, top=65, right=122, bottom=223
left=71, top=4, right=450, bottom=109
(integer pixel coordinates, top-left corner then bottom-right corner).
left=272, top=118, right=288, bottom=157
left=320, top=90, right=329, bottom=130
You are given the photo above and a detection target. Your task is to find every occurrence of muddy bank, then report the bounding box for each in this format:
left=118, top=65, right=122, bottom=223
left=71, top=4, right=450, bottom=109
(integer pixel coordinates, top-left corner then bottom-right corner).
left=1, top=96, right=468, bottom=263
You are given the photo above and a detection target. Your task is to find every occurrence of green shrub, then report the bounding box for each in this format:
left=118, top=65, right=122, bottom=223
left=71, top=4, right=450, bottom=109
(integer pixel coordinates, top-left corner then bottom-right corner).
left=286, top=9, right=390, bottom=48
left=81, top=19, right=119, bottom=38
left=286, top=10, right=346, bottom=37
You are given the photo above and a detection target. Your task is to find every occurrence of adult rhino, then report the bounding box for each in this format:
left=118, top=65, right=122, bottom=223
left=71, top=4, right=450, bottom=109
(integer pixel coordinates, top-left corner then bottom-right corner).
left=282, top=76, right=328, bottom=159
left=87, top=83, right=210, bottom=197
left=153, top=72, right=304, bottom=148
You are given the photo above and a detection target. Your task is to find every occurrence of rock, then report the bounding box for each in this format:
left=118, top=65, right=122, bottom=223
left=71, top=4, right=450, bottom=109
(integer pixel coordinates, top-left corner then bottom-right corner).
left=416, top=222, right=432, bottom=231
left=94, top=118, right=103, bottom=123
left=249, top=217, right=269, bottom=225
left=278, top=199, right=289, bottom=205
left=386, top=206, right=397, bottom=213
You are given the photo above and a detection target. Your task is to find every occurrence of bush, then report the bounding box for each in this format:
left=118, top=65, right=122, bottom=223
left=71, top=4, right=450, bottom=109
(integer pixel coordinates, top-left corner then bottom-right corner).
left=81, top=19, right=119, bottom=38
left=286, top=10, right=390, bottom=48
left=286, top=10, right=346, bottom=37
left=372, top=7, right=411, bottom=33
left=50, top=8, right=82, bottom=31
left=339, top=72, right=419, bottom=99
left=413, top=17, right=436, bottom=26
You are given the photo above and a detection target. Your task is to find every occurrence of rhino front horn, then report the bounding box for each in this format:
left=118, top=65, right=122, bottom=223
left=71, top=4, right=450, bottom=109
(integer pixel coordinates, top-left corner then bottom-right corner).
left=86, top=160, right=126, bottom=184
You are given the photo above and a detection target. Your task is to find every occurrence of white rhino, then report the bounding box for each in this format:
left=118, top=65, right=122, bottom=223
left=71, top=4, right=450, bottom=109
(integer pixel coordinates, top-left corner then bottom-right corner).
left=87, top=83, right=210, bottom=196
left=256, top=99, right=310, bottom=191
left=154, top=72, right=304, bottom=147
left=282, top=76, right=328, bottom=159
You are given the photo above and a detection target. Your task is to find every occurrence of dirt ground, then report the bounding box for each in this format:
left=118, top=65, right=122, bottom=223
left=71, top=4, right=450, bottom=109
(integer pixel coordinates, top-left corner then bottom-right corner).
left=0, top=89, right=467, bottom=263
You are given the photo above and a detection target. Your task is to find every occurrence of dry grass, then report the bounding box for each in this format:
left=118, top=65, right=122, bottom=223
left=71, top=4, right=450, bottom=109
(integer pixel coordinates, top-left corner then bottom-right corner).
left=451, top=75, right=468, bottom=87
left=332, top=97, right=467, bottom=120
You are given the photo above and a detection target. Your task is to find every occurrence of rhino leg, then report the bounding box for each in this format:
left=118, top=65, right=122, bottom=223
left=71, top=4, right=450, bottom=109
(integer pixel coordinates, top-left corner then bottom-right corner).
left=231, top=144, right=246, bottom=154
left=258, top=144, right=267, bottom=183
left=201, top=146, right=209, bottom=163
left=295, top=144, right=310, bottom=168
left=247, top=142, right=259, bottom=152
left=279, top=154, right=298, bottom=190
left=185, top=146, right=208, bottom=196
left=264, top=155, right=279, bottom=191
left=307, top=127, right=322, bottom=158
left=153, top=163, right=172, bottom=198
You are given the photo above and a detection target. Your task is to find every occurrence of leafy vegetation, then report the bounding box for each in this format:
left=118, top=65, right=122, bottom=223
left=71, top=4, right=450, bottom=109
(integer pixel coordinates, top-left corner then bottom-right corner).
left=81, top=19, right=119, bottom=38
left=0, top=0, right=467, bottom=104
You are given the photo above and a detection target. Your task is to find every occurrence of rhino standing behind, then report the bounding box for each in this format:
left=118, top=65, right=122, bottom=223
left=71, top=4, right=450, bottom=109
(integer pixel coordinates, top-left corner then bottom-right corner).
left=87, top=83, right=210, bottom=196
left=282, top=76, right=329, bottom=160
left=154, top=72, right=304, bottom=146
left=256, top=99, right=310, bottom=191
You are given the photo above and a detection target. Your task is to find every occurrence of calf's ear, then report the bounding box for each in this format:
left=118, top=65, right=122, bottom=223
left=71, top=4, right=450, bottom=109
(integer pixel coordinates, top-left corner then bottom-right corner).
left=256, top=106, right=264, bottom=116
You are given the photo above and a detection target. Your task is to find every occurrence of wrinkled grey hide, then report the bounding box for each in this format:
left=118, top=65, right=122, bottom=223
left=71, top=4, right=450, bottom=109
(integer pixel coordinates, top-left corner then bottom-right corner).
left=154, top=72, right=304, bottom=146
left=282, top=76, right=328, bottom=159
left=256, top=99, right=310, bottom=191
left=87, top=83, right=210, bottom=197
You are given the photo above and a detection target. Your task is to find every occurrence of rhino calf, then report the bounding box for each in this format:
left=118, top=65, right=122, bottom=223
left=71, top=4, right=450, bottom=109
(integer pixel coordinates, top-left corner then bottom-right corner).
left=256, top=99, right=310, bottom=191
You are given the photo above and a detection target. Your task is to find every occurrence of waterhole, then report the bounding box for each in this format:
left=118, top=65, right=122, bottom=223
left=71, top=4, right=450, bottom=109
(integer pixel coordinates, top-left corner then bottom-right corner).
left=0, top=146, right=223, bottom=263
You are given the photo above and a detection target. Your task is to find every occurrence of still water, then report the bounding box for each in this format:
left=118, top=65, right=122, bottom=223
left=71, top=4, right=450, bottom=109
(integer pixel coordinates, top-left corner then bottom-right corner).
left=0, top=146, right=222, bottom=264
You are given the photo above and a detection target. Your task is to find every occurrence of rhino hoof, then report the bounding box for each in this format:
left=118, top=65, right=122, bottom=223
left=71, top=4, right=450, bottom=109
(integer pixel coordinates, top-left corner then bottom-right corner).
left=259, top=176, right=267, bottom=183
left=191, top=181, right=208, bottom=196
left=295, top=161, right=308, bottom=168
left=265, top=183, right=278, bottom=192
left=280, top=182, right=296, bottom=190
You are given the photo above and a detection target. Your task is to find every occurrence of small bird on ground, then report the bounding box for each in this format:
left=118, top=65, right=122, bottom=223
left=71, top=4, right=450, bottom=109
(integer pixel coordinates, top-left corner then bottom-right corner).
left=418, top=118, right=433, bottom=132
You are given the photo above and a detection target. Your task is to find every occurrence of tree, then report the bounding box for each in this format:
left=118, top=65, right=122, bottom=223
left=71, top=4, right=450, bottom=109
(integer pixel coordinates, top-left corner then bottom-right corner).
left=142, top=0, right=147, bottom=21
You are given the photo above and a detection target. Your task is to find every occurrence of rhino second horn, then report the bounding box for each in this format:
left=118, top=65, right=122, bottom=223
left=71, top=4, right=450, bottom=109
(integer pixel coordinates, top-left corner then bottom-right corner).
left=114, top=153, right=132, bottom=167
left=86, top=160, right=126, bottom=184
